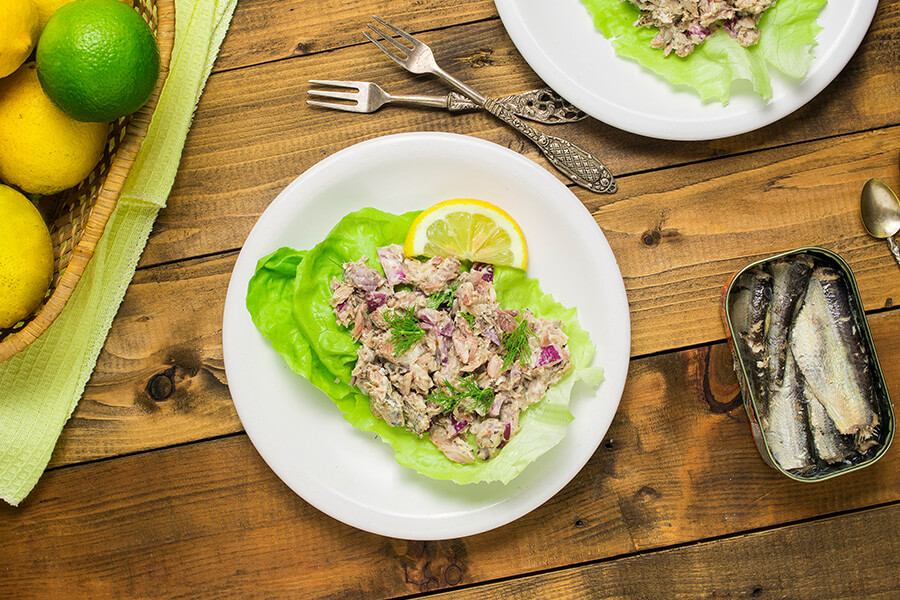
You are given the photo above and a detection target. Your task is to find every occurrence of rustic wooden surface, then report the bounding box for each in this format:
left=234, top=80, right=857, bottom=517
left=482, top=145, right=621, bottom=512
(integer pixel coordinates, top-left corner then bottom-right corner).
left=2, top=1, right=899, bottom=598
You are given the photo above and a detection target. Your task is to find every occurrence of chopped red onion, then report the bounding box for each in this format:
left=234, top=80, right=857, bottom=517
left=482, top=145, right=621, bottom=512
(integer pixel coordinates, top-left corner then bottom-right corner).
left=489, top=396, right=503, bottom=417
left=344, top=262, right=383, bottom=292
left=449, top=416, right=469, bottom=435
left=417, top=308, right=442, bottom=329
left=536, top=345, right=562, bottom=367
left=689, top=24, right=710, bottom=41
left=365, top=292, right=387, bottom=311
left=503, top=423, right=511, bottom=441
left=377, top=244, right=407, bottom=285
left=472, top=262, right=494, bottom=282
left=438, top=338, right=452, bottom=364
left=485, top=328, right=501, bottom=346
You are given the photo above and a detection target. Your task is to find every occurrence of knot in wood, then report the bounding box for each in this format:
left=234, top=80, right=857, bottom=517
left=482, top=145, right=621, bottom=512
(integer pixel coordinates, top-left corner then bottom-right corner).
left=443, top=563, right=462, bottom=586
left=146, top=370, right=175, bottom=401
left=641, top=229, right=661, bottom=247
left=463, top=49, right=494, bottom=68
left=293, top=41, right=314, bottom=56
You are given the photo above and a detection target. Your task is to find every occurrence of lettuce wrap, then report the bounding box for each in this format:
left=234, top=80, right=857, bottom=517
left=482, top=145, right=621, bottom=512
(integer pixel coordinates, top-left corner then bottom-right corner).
left=245, top=207, right=603, bottom=485
left=582, top=0, right=826, bottom=103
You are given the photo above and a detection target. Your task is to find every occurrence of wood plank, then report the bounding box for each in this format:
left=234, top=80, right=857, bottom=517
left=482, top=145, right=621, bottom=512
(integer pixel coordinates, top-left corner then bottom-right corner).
left=49, top=244, right=900, bottom=468
left=428, top=504, right=900, bottom=600
left=583, top=127, right=900, bottom=355
left=6, top=328, right=899, bottom=598
left=144, top=9, right=900, bottom=267
left=217, top=0, right=497, bottom=71
left=17, top=308, right=898, bottom=598
left=148, top=124, right=900, bottom=356
left=47, top=253, right=239, bottom=468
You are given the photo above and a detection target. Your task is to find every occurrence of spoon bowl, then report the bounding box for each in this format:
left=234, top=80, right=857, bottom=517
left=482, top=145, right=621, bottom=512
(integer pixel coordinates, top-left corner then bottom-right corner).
left=861, top=178, right=900, bottom=266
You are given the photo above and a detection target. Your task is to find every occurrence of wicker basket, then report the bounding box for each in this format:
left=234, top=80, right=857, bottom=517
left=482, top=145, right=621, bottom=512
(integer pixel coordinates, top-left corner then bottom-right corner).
left=0, top=0, right=176, bottom=362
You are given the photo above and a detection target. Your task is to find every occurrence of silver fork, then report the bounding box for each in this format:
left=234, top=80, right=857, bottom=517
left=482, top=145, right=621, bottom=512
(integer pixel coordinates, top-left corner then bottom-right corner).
left=308, top=80, right=449, bottom=113
left=362, top=15, right=616, bottom=194
left=307, top=80, right=588, bottom=124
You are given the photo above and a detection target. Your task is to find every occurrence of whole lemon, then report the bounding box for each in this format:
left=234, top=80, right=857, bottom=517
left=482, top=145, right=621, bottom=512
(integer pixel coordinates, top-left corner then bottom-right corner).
left=0, top=185, right=54, bottom=329
left=0, top=0, right=40, bottom=78
left=33, top=0, right=76, bottom=33
left=36, top=0, right=160, bottom=123
left=0, top=63, right=108, bottom=196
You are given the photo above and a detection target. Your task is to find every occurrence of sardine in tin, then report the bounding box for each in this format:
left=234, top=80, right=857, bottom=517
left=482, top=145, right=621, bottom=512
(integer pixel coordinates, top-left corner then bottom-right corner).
left=721, top=247, right=894, bottom=482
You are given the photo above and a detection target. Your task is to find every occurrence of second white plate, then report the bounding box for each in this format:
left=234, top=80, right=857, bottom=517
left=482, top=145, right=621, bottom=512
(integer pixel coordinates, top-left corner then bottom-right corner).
left=494, top=0, right=877, bottom=140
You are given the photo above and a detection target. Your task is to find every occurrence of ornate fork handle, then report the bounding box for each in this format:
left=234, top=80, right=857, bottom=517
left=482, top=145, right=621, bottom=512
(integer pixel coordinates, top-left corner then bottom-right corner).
left=448, top=89, right=587, bottom=124
left=483, top=98, right=616, bottom=194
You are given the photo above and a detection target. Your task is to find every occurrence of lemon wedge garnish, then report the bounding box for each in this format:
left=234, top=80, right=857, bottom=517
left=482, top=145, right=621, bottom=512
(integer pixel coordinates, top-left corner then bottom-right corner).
left=404, top=199, right=528, bottom=270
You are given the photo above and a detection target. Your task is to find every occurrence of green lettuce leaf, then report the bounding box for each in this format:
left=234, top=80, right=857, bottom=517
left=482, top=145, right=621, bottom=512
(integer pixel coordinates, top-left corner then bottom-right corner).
left=246, top=207, right=603, bottom=485
left=581, top=0, right=826, bottom=103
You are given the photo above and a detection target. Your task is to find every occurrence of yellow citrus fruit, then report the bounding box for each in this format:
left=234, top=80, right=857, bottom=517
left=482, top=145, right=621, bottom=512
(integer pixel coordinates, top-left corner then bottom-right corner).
left=404, top=199, right=528, bottom=270
left=36, top=0, right=160, bottom=122
left=0, top=0, right=40, bottom=79
left=33, top=0, right=76, bottom=33
left=0, top=184, right=54, bottom=329
left=0, top=63, right=109, bottom=195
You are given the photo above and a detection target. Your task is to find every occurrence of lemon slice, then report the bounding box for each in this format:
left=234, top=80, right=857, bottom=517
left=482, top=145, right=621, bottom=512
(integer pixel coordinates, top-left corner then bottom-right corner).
left=404, top=199, right=528, bottom=270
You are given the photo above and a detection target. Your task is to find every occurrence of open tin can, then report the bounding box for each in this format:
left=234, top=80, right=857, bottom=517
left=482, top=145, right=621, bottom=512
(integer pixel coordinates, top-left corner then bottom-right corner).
left=721, top=247, right=894, bottom=482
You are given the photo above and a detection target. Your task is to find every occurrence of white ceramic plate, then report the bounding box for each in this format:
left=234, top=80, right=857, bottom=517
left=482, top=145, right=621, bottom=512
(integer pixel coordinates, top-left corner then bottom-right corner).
left=222, top=132, right=631, bottom=540
left=494, top=0, right=876, bottom=140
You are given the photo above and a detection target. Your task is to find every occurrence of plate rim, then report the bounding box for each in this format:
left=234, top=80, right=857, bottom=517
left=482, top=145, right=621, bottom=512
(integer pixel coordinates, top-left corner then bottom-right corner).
left=222, top=131, right=631, bottom=539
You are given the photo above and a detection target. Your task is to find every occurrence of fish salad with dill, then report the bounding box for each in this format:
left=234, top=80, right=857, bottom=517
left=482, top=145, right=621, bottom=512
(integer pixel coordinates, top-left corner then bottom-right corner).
left=331, top=245, right=573, bottom=463
left=627, top=0, right=777, bottom=57
left=581, top=0, right=827, bottom=103
left=246, top=207, right=603, bottom=485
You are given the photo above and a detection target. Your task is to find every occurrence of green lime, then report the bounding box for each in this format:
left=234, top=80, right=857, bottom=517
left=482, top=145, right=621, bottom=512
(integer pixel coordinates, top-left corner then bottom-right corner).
left=35, top=0, right=159, bottom=123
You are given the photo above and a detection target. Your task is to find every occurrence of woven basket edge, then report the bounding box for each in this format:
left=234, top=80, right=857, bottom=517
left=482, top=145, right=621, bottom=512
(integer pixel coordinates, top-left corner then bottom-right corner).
left=0, top=0, right=177, bottom=362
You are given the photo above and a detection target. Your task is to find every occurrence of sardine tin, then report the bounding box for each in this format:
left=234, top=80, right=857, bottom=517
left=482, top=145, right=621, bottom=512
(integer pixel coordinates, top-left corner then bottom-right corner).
left=721, top=247, right=894, bottom=482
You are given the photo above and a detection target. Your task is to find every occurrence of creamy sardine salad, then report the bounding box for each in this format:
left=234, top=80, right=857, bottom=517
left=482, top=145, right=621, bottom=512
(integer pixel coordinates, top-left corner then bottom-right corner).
left=628, top=0, right=777, bottom=57
left=329, top=245, right=572, bottom=463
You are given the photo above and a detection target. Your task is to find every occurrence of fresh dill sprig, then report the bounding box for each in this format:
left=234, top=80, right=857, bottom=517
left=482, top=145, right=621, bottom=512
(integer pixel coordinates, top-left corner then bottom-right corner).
left=427, top=281, right=458, bottom=310
left=384, top=308, right=426, bottom=355
left=460, top=311, right=475, bottom=329
left=502, top=317, right=534, bottom=370
left=428, top=375, right=495, bottom=414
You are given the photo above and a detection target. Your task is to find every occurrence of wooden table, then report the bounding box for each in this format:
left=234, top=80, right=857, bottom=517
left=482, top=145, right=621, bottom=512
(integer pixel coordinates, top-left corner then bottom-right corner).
left=3, top=1, right=899, bottom=597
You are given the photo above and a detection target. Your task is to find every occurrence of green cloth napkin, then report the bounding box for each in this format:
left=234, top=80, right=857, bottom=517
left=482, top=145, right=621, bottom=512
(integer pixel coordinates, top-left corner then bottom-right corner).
left=0, top=0, right=237, bottom=506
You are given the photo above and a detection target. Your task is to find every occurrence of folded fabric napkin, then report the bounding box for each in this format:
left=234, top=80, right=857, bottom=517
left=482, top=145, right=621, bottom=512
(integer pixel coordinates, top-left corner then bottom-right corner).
left=0, top=0, right=238, bottom=506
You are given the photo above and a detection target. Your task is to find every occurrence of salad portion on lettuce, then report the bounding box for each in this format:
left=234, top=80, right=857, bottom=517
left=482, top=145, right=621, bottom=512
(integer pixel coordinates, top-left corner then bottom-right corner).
left=582, top=0, right=826, bottom=103
left=245, top=207, right=603, bottom=485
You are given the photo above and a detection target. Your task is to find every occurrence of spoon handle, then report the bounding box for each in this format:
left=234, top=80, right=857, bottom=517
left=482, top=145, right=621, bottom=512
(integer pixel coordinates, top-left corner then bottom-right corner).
left=887, top=236, right=900, bottom=267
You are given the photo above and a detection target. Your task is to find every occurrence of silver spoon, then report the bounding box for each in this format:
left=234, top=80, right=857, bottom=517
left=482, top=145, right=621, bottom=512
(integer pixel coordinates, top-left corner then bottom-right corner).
left=860, top=178, right=900, bottom=266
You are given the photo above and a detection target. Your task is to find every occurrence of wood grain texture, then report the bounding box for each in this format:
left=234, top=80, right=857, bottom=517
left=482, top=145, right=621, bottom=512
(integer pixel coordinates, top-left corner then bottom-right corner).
left=427, top=505, right=900, bottom=600
left=47, top=253, right=238, bottom=468
left=149, top=124, right=900, bottom=357
left=142, top=6, right=900, bottom=268
left=583, top=128, right=900, bottom=355
left=217, top=0, right=497, bottom=71
left=9, top=310, right=898, bottom=598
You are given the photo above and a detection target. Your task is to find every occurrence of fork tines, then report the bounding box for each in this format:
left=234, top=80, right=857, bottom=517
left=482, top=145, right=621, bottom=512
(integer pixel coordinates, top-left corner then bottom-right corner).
left=363, top=15, right=422, bottom=70
left=306, top=80, right=365, bottom=112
